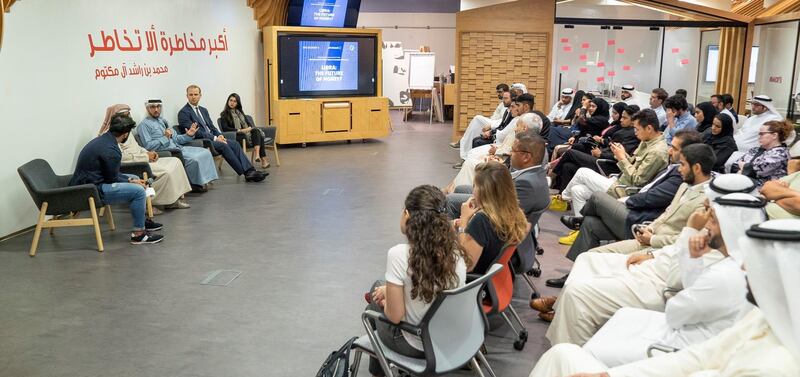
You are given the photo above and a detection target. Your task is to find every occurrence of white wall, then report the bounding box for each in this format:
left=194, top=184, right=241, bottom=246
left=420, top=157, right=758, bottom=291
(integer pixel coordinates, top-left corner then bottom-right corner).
left=0, top=0, right=263, bottom=237
left=358, top=12, right=456, bottom=75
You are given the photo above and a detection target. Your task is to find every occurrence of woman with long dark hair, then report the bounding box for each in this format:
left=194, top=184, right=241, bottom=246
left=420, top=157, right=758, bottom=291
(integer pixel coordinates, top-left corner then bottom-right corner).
left=218, top=93, right=271, bottom=169
left=694, top=101, right=718, bottom=134
left=365, top=185, right=469, bottom=376
left=457, top=161, right=529, bottom=274
left=704, top=113, right=737, bottom=173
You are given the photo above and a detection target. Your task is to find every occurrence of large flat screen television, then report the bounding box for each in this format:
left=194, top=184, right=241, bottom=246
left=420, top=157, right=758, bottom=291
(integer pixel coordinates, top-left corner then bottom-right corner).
left=278, top=34, right=377, bottom=98
left=706, top=45, right=758, bottom=83
left=287, top=0, right=362, bottom=28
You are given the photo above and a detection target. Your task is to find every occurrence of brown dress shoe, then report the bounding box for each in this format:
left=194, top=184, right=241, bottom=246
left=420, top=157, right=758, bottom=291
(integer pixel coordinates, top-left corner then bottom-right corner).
left=538, top=311, right=555, bottom=322
left=530, top=296, right=557, bottom=312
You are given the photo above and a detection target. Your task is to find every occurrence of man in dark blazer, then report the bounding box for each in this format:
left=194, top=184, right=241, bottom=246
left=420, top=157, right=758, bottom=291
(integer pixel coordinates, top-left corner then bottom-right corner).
left=546, top=130, right=704, bottom=287
left=177, top=85, right=266, bottom=182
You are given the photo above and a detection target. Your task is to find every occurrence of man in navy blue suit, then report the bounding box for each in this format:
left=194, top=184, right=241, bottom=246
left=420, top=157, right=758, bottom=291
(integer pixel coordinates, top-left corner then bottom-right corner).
left=178, top=85, right=266, bottom=182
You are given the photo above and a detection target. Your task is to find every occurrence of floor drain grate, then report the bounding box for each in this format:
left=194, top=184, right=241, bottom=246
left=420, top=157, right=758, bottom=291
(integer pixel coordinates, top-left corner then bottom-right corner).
left=200, top=270, right=242, bottom=286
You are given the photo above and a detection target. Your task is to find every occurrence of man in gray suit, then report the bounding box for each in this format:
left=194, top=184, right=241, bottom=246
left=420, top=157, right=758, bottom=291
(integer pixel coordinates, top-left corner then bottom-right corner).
left=446, top=129, right=550, bottom=221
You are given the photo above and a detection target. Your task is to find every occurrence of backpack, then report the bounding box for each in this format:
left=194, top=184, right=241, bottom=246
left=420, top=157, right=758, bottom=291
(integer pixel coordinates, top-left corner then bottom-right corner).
left=316, top=337, right=359, bottom=377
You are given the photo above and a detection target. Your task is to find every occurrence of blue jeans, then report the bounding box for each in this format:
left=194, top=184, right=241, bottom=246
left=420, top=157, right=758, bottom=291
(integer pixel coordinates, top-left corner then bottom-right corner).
left=99, top=180, right=146, bottom=230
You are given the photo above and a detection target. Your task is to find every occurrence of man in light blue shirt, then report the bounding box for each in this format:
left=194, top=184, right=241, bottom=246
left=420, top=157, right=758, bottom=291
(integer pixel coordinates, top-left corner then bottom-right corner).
left=664, top=95, right=697, bottom=145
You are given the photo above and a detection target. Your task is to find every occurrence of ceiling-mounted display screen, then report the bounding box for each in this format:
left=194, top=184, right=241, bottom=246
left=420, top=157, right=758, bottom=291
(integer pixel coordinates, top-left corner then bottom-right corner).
left=287, top=0, right=362, bottom=28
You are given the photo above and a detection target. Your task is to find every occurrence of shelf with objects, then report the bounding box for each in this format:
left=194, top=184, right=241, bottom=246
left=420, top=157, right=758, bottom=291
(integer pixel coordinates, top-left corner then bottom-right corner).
left=263, top=26, right=390, bottom=146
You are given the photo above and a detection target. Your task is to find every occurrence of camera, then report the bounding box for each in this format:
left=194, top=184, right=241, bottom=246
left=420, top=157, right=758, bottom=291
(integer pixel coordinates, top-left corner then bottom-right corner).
left=578, top=136, right=599, bottom=149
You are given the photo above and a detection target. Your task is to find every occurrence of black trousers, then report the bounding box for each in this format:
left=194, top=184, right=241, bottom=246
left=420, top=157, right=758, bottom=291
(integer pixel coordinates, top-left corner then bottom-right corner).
left=237, top=129, right=268, bottom=158
left=472, top=135, right=494, bottom=148
left=565, top=192, right=630, bottom=261
left=553, top=149, right=601, bottom=192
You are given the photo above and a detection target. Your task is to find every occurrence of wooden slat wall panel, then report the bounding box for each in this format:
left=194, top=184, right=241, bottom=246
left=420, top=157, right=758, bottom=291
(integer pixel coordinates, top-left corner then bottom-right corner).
left=457, top=32, right=549, bottom=131
left=716, top=26, right=754, bottom=111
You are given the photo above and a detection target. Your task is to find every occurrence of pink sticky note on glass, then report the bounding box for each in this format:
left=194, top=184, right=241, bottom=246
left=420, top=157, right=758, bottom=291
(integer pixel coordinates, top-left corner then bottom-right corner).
left=563, top=46, right=573, bottom=52
left=596, top=76, right=605, bottom=82
left=608, top=71, right=616, bottom=77
left=680, top=58, right=690, bottom=65
left=581, top=42, right=590, bottom=49
left=579, top=54, right=587, bottom=61
left=672, top=48, right=680, bottom=53
left=597, top=61, right=605, bottom=68
left=560, top=65, right=569, bottom=71
left=560, top=38, right=569, bottom=43
left=616, top=48, right=625, bottom=54
left=607, top=39, right=616, bottom=46
left=622, top=65, right=631, bottom=71
left=579, top=67, right=588, bottom=73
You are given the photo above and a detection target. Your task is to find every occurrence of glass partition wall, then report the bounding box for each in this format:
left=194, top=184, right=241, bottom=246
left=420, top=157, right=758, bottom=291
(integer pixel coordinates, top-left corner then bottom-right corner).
left=749, top=21, right=800, bottom=120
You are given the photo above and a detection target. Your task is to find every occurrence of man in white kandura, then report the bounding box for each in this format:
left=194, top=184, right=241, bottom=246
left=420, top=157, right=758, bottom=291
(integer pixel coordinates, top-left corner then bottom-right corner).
left=734, top=95, right=782, bottom=151
left=450, top=83, right=509, bottom=150
left=537, top=174, right=759, bottom=346
left=581, top=193, right=755, bottom=367
left=527, top=217, right=800, bottom=377
left=454, top=88, right=513, bottom=161
left=548, top=88, right=574, bottom=125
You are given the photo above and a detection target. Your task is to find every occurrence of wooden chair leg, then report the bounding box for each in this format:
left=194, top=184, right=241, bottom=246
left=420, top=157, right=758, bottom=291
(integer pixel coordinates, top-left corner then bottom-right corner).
left=29, top=202, right=48, bottom=257
left=88, top=197, right=104, bottom=252
left=98, top=206, right=106, bottom=217
left=271, top=144, right=281, bottom=167
left=105, top=206, right=115, bottom=230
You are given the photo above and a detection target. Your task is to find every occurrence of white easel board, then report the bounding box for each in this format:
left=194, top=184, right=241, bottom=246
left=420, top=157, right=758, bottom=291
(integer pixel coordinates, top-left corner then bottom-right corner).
left=382, top=41, right=411, bottom=107
left=407, top=52, right=436, bottom=90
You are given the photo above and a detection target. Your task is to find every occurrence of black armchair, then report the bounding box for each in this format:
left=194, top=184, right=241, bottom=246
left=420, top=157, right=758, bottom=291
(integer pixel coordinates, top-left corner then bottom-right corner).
left=17, top=159, right=113, bottom=256
left=217, top=115, right=280, bottom=167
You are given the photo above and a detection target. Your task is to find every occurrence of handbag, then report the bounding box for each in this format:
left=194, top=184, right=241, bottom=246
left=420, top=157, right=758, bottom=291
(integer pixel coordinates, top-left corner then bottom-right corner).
left=316, top=337, right=359, bottom=377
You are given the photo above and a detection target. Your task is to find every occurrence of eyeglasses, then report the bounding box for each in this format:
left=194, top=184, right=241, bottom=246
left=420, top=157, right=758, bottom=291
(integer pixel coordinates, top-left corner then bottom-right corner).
left=758, top=131, right=776, bottom=136
left=511, top=148, right=531, bottom=154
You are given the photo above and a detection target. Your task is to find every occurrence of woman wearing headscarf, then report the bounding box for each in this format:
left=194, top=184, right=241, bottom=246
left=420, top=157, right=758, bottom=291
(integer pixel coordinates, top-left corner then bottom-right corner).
left=704, top=113, right=737, bottom=173
left=576, top=98, right=610, bottom=137
left=99, top=104, right=192, bottom=210
left=548, top=90, right=587, bottom=149
left=218, top=93, right=271, bottom=169
left=694, top=101, right=718, bottom=134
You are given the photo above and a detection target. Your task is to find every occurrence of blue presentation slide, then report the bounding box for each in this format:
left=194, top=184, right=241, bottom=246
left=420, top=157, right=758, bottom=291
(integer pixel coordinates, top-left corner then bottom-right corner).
left=299, top=40, right=359, bottom=92
left=301, top=0, right=348, bottom=27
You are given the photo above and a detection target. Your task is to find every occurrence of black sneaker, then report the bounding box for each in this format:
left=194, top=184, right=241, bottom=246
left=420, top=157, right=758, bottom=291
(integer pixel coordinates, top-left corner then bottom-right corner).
left=145, top=219, right=163, bottom=231
left=130, top=232, right=164, bottom=245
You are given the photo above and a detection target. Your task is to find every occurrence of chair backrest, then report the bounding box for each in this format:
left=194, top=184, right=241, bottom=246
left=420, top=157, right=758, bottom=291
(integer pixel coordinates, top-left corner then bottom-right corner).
left=17, top=159, right=61, bottom=205
left=517, top=206, right=546, bottom=270
left=483, top=244, right=518, bottom=314
left=173, top=125, right=185, bottom=135
left=421, top=264, right=502, bottom=374
left=133, top=131, right=146, bottom=148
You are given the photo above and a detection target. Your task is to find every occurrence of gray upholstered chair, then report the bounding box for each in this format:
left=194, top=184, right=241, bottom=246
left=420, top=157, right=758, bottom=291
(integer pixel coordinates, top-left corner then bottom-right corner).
left=18, top=159, right=114, bottom=256
left=351, top=264, right=502, bottom=377
left=217, top=115, right=280, bottom=167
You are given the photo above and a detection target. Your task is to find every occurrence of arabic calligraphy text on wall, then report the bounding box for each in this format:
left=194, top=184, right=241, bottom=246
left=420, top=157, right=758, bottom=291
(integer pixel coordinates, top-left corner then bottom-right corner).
left=88, top=26, right=229, bottom=58
left=95, top=62, right=169, bottom=80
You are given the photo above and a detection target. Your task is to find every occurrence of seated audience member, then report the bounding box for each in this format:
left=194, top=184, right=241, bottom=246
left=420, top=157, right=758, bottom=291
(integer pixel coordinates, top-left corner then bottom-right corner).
left=137, top=99, right=219, bottom=192
left=550, top=130, right=703, bottom=282
left=734, top=95, right=782, bottom=151
left=649, top=88, right=668, bottom=128
left=663, top=95, right=697, bottom=145
left=722, top=93, right=738, bottom=123
left=693, top=101, right=717, bottom=134
left=731, top=119, right=792, bottom=186
left=528, top=215, right=796, bottom=377
left=536, top=174, right=758, bottom=341
left=574, top=98, right=610, bottom=137
left=550, top=140, right=710, bottom=287
left=582, top=202, right=749, bottom=366
left=620, top=84, right=635, bottom=105
left=704, top=113, right=737, bottom=173
left=446, top=128, right=549, bottom=223
left=548, top=88, right=575, bottom=125
left=556, top=109, right=669, bottom=245
left=552, top=104, right=639, bottom=192
left=710, top=93, right=734, bottom=123
left=364, top=185, right=468, bottom=377
left=70, top=115, right=164, bottom=244
left=761, top=159, right=800, bottom=219
left=549, top=90, right=586, bottom=148
left=456, top=161, right=529, bottom=274
left=455, top=91, right=514, bottom=167
left=674, top=88, right=693, bottom=115
left=100, top=104, right=191, bottom=210
left=453, top=85, right=511, bottom=158
left=218, top=93, right=271, bottom=169
left=443, top=113, right=541, bottom=194
left=472, top=94, right=538, bottom=151
left=177, top=85, right=267, bottom=182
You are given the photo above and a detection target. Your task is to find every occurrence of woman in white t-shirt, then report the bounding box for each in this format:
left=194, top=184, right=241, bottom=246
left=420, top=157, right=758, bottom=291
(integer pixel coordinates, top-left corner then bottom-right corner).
left=366, top=185, right=470, bottom=377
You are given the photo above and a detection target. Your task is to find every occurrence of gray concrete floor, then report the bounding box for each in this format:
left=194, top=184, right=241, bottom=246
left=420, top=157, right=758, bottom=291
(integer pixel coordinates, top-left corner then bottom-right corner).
left=0, top=111, right=573, bottom=377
